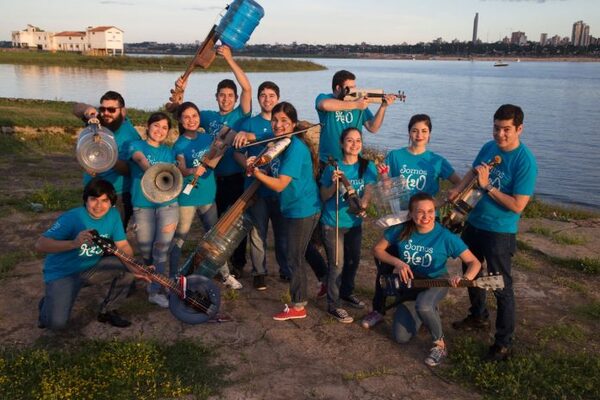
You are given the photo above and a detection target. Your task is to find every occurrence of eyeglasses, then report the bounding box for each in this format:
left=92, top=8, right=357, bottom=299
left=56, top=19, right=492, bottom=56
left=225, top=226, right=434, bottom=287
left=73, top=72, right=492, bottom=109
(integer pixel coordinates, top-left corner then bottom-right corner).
left=99, top=106, right=121, bottom=113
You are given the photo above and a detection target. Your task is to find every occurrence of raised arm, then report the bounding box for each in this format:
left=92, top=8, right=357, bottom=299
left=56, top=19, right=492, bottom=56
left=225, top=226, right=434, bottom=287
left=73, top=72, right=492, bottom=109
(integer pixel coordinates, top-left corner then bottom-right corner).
left=217, top=45, right=251, bottom=114
left=363, top=94, right=395, bottom=133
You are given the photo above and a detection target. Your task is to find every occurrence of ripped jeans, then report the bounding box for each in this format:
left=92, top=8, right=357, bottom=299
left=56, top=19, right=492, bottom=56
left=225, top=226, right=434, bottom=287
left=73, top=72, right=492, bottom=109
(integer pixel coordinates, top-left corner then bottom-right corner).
left=133, top=204, right=179, bottom=294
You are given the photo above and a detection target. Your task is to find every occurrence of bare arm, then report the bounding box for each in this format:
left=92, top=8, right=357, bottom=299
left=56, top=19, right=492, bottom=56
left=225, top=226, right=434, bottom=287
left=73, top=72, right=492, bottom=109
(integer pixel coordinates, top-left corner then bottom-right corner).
left=35, top=229, right=93, bottom=254
left=363, top=94, right=395, bottom=133
left=252, top=168, right=291, bottom=192
left=218, top=45, right=251, bottom=114
left=132, top=151, right=151, bottom=172
left=475, top=163, right=532, bottom=214
left=317, top=97, right=369, bottom=113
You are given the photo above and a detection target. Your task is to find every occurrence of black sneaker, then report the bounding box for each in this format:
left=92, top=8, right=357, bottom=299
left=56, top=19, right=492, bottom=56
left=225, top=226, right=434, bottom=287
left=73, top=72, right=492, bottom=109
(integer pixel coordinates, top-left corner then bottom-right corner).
left=484, top=344, right=510, bottom=362
left=97, top=311, right=131, bottom=328
left=452, top=315, right=490, bottom=331
left=341, top=294, right=366, bottom=309
left=253, top=275, right=267, bottom=291
left=328, top=308, right=353, bottom=323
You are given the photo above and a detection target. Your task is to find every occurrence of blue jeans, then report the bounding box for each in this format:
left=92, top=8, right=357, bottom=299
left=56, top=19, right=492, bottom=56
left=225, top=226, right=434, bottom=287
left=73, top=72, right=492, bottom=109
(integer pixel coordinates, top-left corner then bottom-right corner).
left=38, top=256, right=134, bottom=330
left=461, top=223, right=516, bottom=347
left=286, top=213, right=320, bottom=307
left=322, top=224, right=362, bottom=309
left=248, top=195, right=289, bottom=277
left=134, top=204, right=179, bottom=293
left=169, top=203, right=229, bottom=277
left=392, top=286, right=448, bottom=343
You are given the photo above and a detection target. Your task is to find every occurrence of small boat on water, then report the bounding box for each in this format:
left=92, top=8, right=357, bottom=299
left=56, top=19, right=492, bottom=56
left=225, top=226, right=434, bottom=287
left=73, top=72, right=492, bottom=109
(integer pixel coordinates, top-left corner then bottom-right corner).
left=494, top=60, right=509, bottom=67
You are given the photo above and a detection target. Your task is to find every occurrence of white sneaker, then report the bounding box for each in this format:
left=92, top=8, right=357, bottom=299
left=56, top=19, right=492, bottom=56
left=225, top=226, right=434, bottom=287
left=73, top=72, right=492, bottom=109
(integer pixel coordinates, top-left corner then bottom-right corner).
left=223, top=274, right=243, bottom=290
left=148, top=292, right=169, bottom=308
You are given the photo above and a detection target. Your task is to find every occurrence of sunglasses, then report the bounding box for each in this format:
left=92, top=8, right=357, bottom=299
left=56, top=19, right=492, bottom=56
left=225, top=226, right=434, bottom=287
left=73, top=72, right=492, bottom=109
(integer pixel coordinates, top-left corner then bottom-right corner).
left=99, top=106, right=121, bottom=113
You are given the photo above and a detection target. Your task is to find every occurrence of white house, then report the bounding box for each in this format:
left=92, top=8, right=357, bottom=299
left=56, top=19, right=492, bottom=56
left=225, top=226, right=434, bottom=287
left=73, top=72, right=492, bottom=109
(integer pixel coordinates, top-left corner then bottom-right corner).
left=10, top=25, right=124, bottom=55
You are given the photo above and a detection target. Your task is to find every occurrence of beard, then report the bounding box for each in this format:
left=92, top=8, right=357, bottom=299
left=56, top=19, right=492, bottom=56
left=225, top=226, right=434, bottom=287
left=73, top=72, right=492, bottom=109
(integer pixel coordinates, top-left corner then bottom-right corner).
left=101, top=113, right=125, bottom=132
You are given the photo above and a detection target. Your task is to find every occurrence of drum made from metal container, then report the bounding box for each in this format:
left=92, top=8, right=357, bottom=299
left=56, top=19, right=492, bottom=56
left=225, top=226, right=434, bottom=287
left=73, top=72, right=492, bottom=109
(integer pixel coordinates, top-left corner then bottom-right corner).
left=194, top=212, right=254, bottom=278
left=216, top=0, right=265, bottom=49
left=371, top=176, right=411, bottom=228
left=76, top=124, right=118, bottom=174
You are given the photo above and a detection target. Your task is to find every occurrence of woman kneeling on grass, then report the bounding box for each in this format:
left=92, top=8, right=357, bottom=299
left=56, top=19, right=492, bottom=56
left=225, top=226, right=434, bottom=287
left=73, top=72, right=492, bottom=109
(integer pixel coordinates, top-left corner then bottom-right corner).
left=372, top=192, right=481, bottom=366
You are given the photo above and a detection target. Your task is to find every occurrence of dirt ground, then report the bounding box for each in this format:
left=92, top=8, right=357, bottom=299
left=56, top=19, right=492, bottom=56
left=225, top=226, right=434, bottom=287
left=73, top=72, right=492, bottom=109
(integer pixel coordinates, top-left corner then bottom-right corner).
left=1, top=146, right=599, bottom=400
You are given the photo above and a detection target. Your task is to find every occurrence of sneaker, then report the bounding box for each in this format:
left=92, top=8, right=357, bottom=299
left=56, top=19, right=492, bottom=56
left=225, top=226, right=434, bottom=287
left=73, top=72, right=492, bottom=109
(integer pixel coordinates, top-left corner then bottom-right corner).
left=97, top=310, right=132, bottom=328
left=223, top=274, right=243, bottom=290
left=316, top=282, right=327, bottom=298
left=341, top=294, right=366, bottom=309
left=253, top=275, right=267, bottom=291
left=452, top=315, right=490, bottom=331
left=231, top=265, right=244, bottom=279
left=424, top=345, right=448, bottom=367
left=484, top=344, right=511, bottom=362
left=329, top=308, right=353, bottom=324
left=148, top=292, right=169, bottom=308
left=273, top=304, right=307, bottom=321
left=361, top=311, right=384, bottom=329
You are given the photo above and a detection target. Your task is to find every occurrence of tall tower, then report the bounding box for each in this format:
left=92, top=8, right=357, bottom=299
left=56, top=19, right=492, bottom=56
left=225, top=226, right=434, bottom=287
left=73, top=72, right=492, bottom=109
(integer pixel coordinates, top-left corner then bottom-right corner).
left=572, top=20, right=584, bottom=46
left=472, top=13, right=479, bottom=44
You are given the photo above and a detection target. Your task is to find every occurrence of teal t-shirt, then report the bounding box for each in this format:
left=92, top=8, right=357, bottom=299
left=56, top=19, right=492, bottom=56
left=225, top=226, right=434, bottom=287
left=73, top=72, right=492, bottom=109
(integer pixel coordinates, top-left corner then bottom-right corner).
left=277, top=137, right=321, bottom=218
left=320, top=160, right=377, bottom=228
left=385, top=148, right=455, bottom=197
left=237, top=114, right=277, bottom=199
left=42, top=207, right=126, bottom=282
left=384, top=222, right=467, bottom=278
left=315, top=93, right=374, bottom=162
left=173, top=133, right=216, bottom=207
left=200, top=106, right=251, bottom=177
left=128, top=140, right=178, bottom=208
left=467, top=141, right=537, bottom=234
left=83, top=117, right=141, bottom=194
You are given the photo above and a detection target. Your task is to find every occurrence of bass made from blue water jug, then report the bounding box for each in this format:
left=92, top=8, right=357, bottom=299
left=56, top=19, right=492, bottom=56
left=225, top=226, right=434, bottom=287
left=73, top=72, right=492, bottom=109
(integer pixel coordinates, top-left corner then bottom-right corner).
left=216, top=0, right=265, bottom=49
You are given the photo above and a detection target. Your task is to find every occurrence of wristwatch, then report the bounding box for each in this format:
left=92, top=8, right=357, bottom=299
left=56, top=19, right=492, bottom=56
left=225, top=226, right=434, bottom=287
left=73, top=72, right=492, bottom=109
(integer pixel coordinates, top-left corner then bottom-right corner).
left=485, top=183, right=495, bottom=193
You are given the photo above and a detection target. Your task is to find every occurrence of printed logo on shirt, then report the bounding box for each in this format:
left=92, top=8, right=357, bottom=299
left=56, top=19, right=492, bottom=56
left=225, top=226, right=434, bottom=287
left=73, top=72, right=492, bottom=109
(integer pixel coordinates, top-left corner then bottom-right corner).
left=403, top=239, right=433, bottom=268
left=46, top=221, right=61, bottom=234
left=191, top=148, right=208, bottom=167
left=489, top=169, right=506, bottom=191
left=270, top=158, right=281, bottom=177
left=335, top=111, right=354, bottom=124
left=400, top=165, right=428, bottom=191
left=146, top=154, right=160, bottom=166
left=78, top=234, right=108, bottom=257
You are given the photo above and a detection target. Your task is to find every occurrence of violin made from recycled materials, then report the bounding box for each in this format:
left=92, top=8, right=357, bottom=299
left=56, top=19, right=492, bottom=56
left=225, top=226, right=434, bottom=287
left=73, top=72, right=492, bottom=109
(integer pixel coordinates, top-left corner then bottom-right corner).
left=441, top=155, right=502, bottom=233
left=342, top=88, right=407, bottom=104
left=90, top=230, right=221, bottom=325
left=326, top=156, right=365, bottom=215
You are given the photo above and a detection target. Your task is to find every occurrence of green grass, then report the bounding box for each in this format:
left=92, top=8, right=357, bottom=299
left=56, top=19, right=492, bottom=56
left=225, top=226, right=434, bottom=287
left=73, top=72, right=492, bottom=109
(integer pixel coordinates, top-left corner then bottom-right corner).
left=0, top=97, right=154, bottom=128
left=26, top=184, right=82, bottom=212
left=573, top=301, right=600, bottom=320
left=443, top=337, right=600, bottom=400
left=342, top=366, right=394, bottom=381
left=513, top=252, right=536, bottom=271
left=548, top=255, right=600, bottom=275
left=552, top=276, right=587, bottom=293
left=0, top=339, right=227, bottom=399
left=523, top=197, right=599, bottom=220
left=0, top=250, right=38, bottom=279
left=535, top=323, right=586, bottom=346
left=0, top=50, right=325, bottom=72
left=528, top=225, right=587, bottom=245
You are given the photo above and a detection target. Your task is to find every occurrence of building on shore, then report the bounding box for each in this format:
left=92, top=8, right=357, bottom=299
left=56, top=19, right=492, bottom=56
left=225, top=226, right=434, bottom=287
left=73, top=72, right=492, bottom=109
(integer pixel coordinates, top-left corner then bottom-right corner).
left=510, top=31, right=528, bottom=46
left=10, top=24, right=124, bottom=55
left=472, top=13, right=478, bottom=45
left=571, top=20, right=591, bottom=47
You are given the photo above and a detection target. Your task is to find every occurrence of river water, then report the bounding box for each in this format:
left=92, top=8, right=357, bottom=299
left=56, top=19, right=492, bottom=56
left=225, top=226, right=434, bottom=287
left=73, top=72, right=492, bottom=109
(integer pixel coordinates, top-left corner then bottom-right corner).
left=1, top=58, right=599, bottom=209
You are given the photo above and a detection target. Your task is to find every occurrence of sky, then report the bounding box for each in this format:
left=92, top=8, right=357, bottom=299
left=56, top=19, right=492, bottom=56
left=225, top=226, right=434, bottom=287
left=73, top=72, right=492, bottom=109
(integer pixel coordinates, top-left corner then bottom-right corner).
left=3, top=0, right=598, bottom=45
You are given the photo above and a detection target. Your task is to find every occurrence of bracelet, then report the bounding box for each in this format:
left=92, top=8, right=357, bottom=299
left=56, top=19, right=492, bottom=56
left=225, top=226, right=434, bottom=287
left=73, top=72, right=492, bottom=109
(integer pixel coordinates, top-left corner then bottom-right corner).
left=485, top=183, right=495, bottom=193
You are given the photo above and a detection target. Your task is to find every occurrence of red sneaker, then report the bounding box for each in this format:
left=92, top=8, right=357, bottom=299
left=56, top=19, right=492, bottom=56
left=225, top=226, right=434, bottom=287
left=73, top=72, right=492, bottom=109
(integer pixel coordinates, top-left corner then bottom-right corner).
left=273, top=304, right=307, bottom=321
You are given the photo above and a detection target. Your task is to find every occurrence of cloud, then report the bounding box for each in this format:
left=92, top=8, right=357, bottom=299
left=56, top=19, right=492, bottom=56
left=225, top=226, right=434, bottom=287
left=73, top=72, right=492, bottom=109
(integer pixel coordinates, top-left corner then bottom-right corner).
left=480, top=0, right=566, bottom=2
left=99, top=1, right=135, bottom=5
left=183, top=6, right=223, bottom=12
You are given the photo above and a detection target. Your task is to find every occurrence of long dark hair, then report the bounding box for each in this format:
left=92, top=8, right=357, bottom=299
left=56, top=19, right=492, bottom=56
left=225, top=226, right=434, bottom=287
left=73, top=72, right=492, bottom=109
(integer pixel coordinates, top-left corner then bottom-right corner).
left=272, top=102, right=319, bottom=178
left=175, top=101, right=201, bottom=134
left=399, top=192, right=436, bottom=242
left=340, top=127, right=368, bottom=178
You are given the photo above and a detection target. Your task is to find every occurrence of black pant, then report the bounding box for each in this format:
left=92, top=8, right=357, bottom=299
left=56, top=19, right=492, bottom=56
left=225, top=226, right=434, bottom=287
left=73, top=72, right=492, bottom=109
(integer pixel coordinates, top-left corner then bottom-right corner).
left=215, top=173, right=247, bottom=270
left=115, top=192, right=133, bottom=230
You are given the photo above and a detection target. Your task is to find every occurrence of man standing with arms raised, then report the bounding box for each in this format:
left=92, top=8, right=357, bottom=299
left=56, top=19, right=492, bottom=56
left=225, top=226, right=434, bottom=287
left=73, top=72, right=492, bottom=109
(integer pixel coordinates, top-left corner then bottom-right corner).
left=451, top=104, right=537, bottom=362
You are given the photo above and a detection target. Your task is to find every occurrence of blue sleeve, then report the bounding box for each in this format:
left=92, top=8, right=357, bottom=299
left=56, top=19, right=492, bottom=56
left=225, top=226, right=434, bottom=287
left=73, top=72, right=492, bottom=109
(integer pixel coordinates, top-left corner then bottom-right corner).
left=363, top=107, right=374, bottom=123
left=279, top=141, right=303, bottom=179
left=513, top=150, right=537, bottom=196
left=320, top=165, right=334, bottom=187
left=315, top=93, right=329, bottom=110
left=43, top=212, right=77, bottom=241
left=472, top=142, right=492, bottom=168
left=110, top=210, right=127, bottom=242
left=440, top=156, right=455, bottom=180
left=234, top=115, right=250, bottom=131
left=383, top=225, right=402, bottom=243
left=364, top=161, right=378, bottom=185
left=128, top=140, right=142, bottom=160
left=444, top=228, right=468, bottom=258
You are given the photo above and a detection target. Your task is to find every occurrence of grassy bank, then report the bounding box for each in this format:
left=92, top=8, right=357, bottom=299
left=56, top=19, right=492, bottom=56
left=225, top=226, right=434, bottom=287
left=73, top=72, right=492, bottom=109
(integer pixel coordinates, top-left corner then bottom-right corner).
left=0, top=49, right=325, bottom=72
